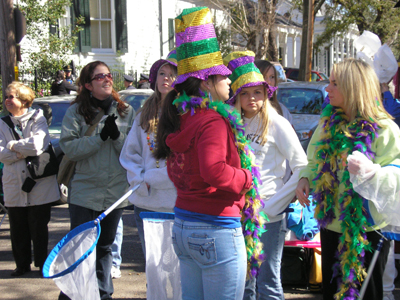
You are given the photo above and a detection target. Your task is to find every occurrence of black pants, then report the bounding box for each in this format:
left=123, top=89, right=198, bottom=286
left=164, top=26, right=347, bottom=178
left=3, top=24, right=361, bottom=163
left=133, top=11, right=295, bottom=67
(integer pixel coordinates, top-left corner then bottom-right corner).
left=59, top=204, right=123, bottom=300
left=320, top=228, right=390, bottom=300
left=8, top=203, right=52, bottom=269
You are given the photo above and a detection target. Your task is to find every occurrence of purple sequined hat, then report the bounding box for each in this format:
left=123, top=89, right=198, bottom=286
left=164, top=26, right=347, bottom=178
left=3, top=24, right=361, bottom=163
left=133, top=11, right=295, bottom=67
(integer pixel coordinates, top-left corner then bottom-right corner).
left=149, top=49, right=178, bottom=91
left=173, top=6, right=231, bottom=86
left=223, top=51, right=277, bottom=105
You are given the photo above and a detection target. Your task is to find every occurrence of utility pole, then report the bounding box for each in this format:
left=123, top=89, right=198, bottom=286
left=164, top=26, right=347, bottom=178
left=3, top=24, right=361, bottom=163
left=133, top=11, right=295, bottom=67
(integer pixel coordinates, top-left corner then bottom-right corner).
left=305, top=0, right=314, bottom=82
left=298, top=0, right=314, bottom=81
left=0, top=0, right=16, bottom=92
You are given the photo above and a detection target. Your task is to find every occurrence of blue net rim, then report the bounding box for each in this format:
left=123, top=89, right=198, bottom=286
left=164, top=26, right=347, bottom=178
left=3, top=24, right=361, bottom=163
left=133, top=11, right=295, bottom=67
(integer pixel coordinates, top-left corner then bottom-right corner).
left=42, top=220, right=101, bottom=279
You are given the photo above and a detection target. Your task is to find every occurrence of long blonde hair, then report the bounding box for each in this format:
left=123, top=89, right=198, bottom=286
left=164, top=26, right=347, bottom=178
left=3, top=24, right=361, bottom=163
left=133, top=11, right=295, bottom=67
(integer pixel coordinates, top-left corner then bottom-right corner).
left=332, top=58, right=391, bottom=124
left=235, top=85, right=271, bottom=146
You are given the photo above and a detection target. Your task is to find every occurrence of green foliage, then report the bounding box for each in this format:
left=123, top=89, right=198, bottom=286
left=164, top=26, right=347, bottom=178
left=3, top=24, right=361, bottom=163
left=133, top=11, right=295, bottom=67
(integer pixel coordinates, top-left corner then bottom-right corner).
left=18, top=0, right=84, bottom=89
left=214, top=23, right=233, bottom=57
left=315, top=0, right=400, bottom=58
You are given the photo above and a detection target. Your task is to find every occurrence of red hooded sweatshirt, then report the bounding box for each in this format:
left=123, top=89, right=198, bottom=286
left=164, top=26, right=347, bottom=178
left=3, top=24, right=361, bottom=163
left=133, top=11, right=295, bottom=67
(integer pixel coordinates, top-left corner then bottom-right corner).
left=166, top=108, right=252, bottom=218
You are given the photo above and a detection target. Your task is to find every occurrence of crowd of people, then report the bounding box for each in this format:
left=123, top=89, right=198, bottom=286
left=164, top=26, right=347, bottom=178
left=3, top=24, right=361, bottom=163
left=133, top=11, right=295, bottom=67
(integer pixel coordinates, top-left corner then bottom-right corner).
left=2, top=5, right=400, bottom=300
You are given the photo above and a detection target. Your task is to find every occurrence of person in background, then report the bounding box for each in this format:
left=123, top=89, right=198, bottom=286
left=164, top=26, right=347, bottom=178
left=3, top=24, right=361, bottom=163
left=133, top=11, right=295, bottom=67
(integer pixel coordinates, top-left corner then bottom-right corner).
left=380, top=80, right=400, bottom=300
left=0, top=82, right=60, bottom=277
left=123, top=75, right=136, bottom=90
left=51, top=70, right=77, bottom=95
left=137, top=74, right=150, bottom=89
left=119, top=49, right=178, bottom=259
left=224, top=51, right=308, bottom=300
left=59, top=61, right=135, bottom=300
left=296, top=58, right=400, bottom=300
left=63, top=65, right=74, bottom=84
left=255, top=59, right=292, bottom=124
left=154, top=7, right=262, bottom=299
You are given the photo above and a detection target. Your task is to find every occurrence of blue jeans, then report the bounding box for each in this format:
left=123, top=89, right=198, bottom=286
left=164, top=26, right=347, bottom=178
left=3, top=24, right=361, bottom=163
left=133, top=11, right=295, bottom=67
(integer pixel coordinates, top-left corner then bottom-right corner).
left=172, top=217, right=247, bottom=300
left=59, top=204, right=123, bottom=300
left=244, top=219, right=286, bottom=300
left=133, top=206, right=154, bottom=258
left=111, top=217, right=123, bottom=268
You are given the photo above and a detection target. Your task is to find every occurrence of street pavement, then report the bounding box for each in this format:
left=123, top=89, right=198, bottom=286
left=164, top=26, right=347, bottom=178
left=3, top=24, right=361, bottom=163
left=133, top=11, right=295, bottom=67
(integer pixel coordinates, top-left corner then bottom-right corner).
left=0, top=205, right=399, bottom=300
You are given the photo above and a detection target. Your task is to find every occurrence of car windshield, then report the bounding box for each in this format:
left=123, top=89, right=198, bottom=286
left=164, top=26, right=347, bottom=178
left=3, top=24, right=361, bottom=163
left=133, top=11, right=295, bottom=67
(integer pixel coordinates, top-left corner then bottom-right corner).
left=32, top=102, right=71, bottom=134
left=120, top=94, right=150, bottom=111
left=277, top=88, right=324, bottom=114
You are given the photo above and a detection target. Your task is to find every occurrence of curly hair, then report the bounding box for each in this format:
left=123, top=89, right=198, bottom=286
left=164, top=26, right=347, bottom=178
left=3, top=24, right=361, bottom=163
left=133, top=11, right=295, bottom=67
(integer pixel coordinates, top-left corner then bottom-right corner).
left=5, top=81, right=35, bottom=108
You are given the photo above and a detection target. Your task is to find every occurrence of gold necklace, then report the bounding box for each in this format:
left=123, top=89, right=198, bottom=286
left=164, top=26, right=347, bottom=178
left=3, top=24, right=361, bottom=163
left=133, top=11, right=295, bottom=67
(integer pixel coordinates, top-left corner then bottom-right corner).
left=147, top=118, right=162, bottom=168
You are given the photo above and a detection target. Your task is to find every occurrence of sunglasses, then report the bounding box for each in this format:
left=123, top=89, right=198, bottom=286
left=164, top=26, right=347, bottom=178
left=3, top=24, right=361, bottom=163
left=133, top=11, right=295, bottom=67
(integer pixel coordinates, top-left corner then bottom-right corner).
left=90, top=73, right=113, bottom=82
left=5, top=95, right=18, bottom=100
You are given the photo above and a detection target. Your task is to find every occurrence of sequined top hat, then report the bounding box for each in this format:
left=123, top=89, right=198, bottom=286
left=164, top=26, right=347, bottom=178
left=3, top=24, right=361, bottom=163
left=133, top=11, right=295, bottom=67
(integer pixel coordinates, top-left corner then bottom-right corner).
left=223, top=50, right=277, bottom=105
left=149, top=49, right=178, bottom=91
left=173, top=6, right=231, bottom=86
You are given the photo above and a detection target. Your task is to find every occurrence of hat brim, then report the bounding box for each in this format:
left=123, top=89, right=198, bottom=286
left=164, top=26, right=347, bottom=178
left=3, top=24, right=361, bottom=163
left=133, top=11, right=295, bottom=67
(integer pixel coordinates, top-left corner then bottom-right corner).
left=172, top=65, right=232, bottom=87
left=149, top=59, right=178, bottom=91
left=226, top=81, right=278, bottom=105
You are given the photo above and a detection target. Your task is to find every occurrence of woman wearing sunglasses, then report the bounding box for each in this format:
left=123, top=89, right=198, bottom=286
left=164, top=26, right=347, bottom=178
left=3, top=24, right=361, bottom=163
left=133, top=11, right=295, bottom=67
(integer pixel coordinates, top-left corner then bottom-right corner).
left=58, top=61, right=136, bottom=300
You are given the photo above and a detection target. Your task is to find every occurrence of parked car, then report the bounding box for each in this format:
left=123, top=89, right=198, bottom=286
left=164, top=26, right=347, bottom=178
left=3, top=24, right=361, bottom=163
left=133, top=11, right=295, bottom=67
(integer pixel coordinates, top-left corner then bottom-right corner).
left=277, top=81, right=328, bottom=151
left=118, top=88, right=153, bottom=112
left=284, top=68, right=329, bottom=82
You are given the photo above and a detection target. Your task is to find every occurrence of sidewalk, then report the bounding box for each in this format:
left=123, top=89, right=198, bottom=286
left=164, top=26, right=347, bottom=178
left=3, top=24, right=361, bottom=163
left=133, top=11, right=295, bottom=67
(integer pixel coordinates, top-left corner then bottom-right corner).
left=0, top=205, right=398, bottom=300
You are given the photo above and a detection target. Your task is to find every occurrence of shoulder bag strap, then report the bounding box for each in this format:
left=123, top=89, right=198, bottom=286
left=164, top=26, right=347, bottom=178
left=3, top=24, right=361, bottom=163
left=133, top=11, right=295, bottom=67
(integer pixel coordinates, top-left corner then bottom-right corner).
left=2, top=116, right=20, bottom=140
left=84, top=109, right=105, bottom=137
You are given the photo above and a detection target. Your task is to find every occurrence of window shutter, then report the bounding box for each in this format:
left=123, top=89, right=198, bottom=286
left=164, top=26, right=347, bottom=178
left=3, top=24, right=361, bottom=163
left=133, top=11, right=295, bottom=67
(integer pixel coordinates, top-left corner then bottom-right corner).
left=71, top=0, right=91, bottom=53
left=168, top=18, right=174, bottom=50
left=115, top=0, right=128, bottom=53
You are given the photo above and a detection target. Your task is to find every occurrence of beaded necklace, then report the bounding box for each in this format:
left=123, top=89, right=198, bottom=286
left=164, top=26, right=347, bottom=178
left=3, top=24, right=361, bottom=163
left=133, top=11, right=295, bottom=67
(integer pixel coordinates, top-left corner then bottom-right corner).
left=173, top=91, right=267, bottom=278
left=146, top=118, right=162, bottom=168
left=312, top=104, right=379, bottom=299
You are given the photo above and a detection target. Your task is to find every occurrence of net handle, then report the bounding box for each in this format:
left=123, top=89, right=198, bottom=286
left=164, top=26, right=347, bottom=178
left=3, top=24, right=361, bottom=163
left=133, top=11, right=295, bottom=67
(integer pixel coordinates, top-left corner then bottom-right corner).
left=95, top=184, right=140, bottom=223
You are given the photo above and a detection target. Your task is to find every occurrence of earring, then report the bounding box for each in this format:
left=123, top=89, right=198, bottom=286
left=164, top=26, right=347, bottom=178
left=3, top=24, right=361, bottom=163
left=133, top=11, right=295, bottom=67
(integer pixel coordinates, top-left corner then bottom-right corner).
left=90, top=91, right=93, bottom=98
left=208, top=91, right=212, bottom=102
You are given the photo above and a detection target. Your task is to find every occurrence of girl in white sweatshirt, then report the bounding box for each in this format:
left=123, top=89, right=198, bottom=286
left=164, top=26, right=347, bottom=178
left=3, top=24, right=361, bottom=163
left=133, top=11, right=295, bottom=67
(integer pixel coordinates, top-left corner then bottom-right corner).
left=223, top=51, right=308, bottom=300
left=119, top=50, right=178, bottom=257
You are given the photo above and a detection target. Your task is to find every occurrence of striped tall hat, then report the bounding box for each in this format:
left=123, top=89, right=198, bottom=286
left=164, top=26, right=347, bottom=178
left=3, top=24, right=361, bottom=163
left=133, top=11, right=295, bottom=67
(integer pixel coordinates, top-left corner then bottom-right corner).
left=173, top=6, right=231, bottom=86
left=223, top=51, right=277, bottom=104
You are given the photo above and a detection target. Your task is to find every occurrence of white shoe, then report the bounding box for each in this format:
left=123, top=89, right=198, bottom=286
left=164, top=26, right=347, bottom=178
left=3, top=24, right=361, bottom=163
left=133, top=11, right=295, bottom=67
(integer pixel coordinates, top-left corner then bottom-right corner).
left=111, top=266, right=121, bottom=279
left=383, top=292, right=395, bottom=300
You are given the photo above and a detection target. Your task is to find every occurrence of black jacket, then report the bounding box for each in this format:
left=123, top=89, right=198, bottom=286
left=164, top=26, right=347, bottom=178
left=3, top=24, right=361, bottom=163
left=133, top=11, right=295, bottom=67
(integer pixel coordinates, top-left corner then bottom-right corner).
left=51, top=80, right=77, bottom=95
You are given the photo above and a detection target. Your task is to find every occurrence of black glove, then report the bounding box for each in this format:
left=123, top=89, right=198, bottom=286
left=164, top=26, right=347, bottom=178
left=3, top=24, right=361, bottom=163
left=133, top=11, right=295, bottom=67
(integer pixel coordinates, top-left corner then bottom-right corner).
left=106, top=114, right=120, bottom=140
left=100, top=121, right=111, bottom=141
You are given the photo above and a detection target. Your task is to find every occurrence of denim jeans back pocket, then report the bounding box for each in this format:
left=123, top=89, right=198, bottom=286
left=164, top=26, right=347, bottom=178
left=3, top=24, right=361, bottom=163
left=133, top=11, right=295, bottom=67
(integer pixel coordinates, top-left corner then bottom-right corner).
left=171, top=229, right=183, bottom=257
left=187, top=235, right=217, bottom=265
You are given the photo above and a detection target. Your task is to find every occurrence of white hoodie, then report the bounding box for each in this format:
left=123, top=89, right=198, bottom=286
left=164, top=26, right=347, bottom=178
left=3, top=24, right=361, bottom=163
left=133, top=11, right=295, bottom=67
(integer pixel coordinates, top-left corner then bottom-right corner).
left=119, top=113, right=177, bottom=212
left=243, top=109, right=307, bottom=222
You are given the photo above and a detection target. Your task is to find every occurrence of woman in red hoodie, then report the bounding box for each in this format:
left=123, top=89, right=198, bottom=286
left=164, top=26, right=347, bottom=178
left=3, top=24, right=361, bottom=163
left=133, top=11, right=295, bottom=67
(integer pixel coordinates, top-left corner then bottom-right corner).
left=154, top=7, right=268, bottom=300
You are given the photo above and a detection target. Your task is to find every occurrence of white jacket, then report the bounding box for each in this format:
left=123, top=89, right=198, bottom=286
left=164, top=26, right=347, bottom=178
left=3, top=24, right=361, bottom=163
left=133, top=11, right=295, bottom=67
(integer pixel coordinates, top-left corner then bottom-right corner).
left=244, top=109, right=307, bottom=222
left=0, top=109, right=60, bottom=207
left=119, top=113, right=177, bottom=212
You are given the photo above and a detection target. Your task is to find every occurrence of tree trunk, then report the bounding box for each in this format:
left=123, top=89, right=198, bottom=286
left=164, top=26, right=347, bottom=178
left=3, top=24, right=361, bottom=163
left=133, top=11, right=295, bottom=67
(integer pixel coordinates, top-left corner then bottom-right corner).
left=268, top=28, right=278, bottom=61
left=299, top=0, right=312, bottom=81
left=0, top=0, right=16, bottom=91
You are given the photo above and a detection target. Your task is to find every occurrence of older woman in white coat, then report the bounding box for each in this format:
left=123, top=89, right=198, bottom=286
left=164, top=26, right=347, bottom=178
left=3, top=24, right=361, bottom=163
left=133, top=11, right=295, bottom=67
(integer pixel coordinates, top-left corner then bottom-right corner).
left=0, top=82, right=60, bottom=277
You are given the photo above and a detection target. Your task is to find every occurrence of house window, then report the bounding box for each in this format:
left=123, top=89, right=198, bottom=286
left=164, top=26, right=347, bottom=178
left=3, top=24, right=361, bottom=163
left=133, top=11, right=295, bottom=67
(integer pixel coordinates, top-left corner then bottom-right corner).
left=168, top=18, right=174, bottom=50
left=89, top=0, right=113, bottom=49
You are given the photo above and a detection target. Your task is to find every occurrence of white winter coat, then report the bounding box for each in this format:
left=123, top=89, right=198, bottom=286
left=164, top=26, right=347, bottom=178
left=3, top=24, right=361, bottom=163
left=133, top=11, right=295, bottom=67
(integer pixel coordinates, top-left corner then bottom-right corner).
left=0, top=108, right=60, bottom=207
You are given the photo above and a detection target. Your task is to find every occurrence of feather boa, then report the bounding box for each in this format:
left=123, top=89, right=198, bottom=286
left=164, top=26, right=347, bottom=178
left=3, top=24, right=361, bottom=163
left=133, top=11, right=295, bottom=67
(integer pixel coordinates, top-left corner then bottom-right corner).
left=312, top=104, right=378, bottom=299
left=173, top=91, right=267, bottom=278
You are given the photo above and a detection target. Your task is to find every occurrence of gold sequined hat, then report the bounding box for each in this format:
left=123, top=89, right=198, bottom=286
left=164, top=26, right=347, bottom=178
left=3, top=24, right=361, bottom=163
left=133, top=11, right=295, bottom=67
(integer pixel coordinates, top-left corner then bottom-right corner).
left=173, top=6, right=231, bottom=86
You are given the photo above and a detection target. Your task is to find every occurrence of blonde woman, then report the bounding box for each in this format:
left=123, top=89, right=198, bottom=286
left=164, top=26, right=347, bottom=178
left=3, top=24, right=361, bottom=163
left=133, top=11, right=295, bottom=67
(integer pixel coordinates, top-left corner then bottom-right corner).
left=296, top=58, right=400, bottom=300
left=119, top=50, right=178, bottom=258
left=0, top=82, right=60, bottom=276
left=224, top=51, right=308, bottom=299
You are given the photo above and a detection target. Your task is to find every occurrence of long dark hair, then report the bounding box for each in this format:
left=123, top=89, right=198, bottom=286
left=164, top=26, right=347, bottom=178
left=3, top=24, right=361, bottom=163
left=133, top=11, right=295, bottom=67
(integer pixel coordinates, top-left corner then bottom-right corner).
left=154, top=76, right=209, bottom=159
left=254, top=59, right=283, bottom=116
left=72, top=61, right=128, bottom=124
